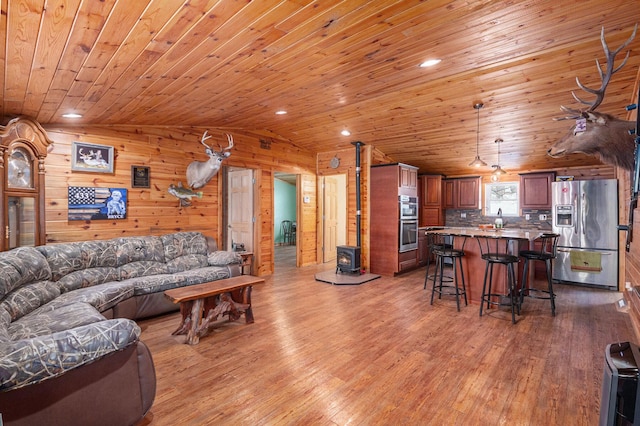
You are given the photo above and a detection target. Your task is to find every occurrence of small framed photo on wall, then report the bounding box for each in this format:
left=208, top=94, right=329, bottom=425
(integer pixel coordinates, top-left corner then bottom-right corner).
left=131, top=165, right=150, bottom=188
left=71, top=142, right=114, bottom=173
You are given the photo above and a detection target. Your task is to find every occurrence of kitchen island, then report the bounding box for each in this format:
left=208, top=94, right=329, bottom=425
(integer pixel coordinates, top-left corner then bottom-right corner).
left=425, top=227, right=548, bottom=304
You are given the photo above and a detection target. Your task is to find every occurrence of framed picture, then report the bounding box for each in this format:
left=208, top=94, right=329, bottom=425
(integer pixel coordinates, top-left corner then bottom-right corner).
left=68, top=186, right=127, bottom=221
left=71, top=142, right=114, bottom=173
left=131, top=165, right=150, bottom=188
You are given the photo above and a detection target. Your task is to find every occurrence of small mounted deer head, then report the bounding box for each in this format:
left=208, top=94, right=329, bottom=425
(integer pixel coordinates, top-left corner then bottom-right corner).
left=547, top=25, right=637, bottom=170
left=186, top=131, right=234, bottom=189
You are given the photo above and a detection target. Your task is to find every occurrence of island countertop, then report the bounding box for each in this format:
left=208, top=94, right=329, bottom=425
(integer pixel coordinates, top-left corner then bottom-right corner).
left=423, top=227, right=549, bottom=304
left=424, top=226, right=549, bottom=242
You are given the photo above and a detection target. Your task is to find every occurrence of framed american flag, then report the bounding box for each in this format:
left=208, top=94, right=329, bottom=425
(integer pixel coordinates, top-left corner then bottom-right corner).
left=68, top=186, right=127, bottom=221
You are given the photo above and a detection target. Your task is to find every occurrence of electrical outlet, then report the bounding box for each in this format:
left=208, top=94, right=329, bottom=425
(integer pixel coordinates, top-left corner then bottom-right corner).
left=461, top=212, right=466, bottom=218
left=525, top=214, right=530, bottom=220
left=539, top=214, right=547, bottom=221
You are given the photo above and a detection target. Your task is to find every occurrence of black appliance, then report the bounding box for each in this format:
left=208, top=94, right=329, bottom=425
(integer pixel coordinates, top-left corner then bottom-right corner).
left=600, top=342, right=640, bottom=425
left=336, top=245, right=361, bottom=274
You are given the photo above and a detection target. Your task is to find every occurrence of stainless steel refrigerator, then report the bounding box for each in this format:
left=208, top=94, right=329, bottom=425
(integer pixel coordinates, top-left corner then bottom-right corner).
left=552, top=179, right=618, bottom=289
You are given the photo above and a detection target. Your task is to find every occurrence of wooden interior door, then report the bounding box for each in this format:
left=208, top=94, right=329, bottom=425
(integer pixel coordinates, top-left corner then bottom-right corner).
left=227, top=168, right=254, bottom=252
left=323, top=176, right=338, bottom=263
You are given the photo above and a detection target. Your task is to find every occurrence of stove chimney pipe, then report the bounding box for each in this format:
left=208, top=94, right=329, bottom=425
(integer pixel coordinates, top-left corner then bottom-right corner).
left=351, top=141, right=364, bottom=248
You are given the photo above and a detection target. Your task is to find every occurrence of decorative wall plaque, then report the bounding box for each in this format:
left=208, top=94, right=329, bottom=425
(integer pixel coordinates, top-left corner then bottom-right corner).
left=131, top=165, right=150, bottom=188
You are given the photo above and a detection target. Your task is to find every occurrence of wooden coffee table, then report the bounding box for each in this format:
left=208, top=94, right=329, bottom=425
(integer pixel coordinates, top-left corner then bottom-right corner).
left=164, top=275, right=265, bottom=345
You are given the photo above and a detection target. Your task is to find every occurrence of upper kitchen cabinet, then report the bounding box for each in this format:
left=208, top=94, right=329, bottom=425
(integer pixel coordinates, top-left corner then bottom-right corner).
left=520, top=172, right=555, bottom=209
left=399, top=163, right=418, bottom=195
left=443, top=177, right=481, bottom=209
left=419, top=174, right=444, bottom=227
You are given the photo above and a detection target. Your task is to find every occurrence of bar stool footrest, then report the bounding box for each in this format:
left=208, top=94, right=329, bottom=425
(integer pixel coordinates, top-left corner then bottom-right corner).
left=521, top=288, right=555, bottom=300
left=481, top=293, right=518, bottom=308
left=426, top=273, right=453, bottom=283
left=433, top=285, right=466, bottom=297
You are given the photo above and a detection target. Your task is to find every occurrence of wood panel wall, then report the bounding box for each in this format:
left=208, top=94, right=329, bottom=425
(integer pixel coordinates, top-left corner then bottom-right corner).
left=316, top=145, right=392, bottom=271
left=622, top=69, right=640, bottom=340
left=41, top=125, right=316, bottom=276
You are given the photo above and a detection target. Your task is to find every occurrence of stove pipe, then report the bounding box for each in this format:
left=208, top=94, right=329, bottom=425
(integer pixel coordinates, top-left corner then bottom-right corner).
left=351, top=141, right=364, bottom=248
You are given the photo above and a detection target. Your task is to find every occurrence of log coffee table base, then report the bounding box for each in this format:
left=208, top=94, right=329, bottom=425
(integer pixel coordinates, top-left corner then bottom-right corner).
left=164, top=276, right=265, bottom=345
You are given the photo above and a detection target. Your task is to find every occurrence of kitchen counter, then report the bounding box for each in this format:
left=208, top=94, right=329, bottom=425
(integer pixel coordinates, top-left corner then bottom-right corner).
left=425, top=226, right=547, bottom=241
left=424, top=227, right=544, bottom=304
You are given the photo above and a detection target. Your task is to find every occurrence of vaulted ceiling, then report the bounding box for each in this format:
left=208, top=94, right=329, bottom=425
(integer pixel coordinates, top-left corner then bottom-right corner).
left=2, top=0, right=639, bottom=176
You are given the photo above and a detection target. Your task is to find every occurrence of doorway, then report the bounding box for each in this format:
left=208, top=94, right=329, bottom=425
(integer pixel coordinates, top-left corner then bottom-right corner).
left=226, top=167, right=254, bottom=253
left=274, top=172, right=297, bottom=268
left=322, top=174, right=347, bottom=263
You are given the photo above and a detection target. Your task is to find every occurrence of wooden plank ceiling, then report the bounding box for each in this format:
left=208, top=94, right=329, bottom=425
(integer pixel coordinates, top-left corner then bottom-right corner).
left=1, top=0, right=640, bottom=176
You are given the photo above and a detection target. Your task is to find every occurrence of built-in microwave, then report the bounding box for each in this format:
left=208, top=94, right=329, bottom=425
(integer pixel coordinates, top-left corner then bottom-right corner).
left=399, top=195, right=418, bottom=220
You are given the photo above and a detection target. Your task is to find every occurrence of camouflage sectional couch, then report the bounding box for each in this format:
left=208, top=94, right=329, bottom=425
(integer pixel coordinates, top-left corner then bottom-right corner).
left=0, top=231, right=242, bottom=426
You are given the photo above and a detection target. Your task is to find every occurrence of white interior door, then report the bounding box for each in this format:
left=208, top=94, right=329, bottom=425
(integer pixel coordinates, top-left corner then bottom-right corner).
left=227, top=168, right=254, bottom=252
left=323, top=174, right=347, bottom=263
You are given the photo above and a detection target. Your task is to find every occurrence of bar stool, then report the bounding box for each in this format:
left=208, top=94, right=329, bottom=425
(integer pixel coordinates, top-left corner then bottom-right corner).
left=476, top=235, right=520, bottom=324
left=430, top=235, right=468, bottom=311
left=423, top=232, right=453, bottom=289
left=519, top=233, right=559, bottom=316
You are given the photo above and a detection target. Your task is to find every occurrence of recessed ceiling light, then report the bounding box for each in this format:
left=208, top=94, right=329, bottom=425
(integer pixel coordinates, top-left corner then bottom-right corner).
left=341, top=129, right=351, bottom=136
left=419, top=59, right=441, bottom=68
left=275, top=110, right=287, bottom=115
left=62, top=113, right=82, bottom=118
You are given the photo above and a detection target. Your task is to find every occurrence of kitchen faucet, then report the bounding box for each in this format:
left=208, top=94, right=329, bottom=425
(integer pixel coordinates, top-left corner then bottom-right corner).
left=495, top=208, right=503, bottom=228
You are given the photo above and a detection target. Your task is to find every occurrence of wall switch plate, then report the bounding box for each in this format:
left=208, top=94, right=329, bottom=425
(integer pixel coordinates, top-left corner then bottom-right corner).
left=461, top=212, right=466, bottom=218
left=539, top=214, right=547, bottom=220
left=525, top=214, right=530, bottom=220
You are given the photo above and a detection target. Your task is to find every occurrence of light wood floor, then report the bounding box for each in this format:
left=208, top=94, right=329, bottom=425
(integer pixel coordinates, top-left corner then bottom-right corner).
left=137, top=262, right=634, bottom=425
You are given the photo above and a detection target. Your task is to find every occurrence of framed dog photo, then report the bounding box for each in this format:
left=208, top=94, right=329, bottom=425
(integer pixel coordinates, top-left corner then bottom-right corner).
left=71, top=142, right=114, bottom=173
left=131, top=165, right=150, bottom=188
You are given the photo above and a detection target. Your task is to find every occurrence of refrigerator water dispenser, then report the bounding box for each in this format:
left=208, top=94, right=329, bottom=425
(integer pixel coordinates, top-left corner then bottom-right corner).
left=555, top=205, right=574, bottom=227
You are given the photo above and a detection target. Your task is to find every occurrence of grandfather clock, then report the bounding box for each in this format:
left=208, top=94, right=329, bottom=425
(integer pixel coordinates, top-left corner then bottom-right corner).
left=0, top=117, right=52, bottom=251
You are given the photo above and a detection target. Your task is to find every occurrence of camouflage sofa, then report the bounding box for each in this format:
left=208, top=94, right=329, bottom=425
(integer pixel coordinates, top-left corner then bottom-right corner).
left=0, top=231, right=241, bottom=425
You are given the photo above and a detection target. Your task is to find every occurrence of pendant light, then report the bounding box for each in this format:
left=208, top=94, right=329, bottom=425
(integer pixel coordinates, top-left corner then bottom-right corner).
left=490, top=138, right=507, bottom=182
left=468, top=103, right=487, bottom=167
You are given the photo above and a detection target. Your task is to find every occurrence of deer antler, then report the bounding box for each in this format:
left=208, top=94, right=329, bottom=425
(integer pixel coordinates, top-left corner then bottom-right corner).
left=556, top=24, right=637, bottom=121
left=223, top=134, right=234, bottom=152
left=200, top=131, right=213, bottom=149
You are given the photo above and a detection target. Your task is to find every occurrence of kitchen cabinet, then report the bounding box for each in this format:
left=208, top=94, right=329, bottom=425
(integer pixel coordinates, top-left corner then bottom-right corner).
left=419, top=174, right=444, bottom=227
left=417, top=229, right=428, bottom=267
left=370, top=163, right=419, bottom=276
left=520, top=172, right=555, bottom=209
left=399, top=164, right=418, bottom=194
left=443, top=177, right=481, bottom=209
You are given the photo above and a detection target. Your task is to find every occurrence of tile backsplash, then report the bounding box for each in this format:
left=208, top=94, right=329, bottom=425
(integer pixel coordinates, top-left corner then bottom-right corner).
left=445, top=209, right=552, bottom=230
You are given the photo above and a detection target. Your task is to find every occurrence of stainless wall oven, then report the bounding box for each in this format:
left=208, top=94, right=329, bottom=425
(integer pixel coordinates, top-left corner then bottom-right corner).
left=399, top=219, right=418, bottom=252
left=399, top=195, right=418, bottom=220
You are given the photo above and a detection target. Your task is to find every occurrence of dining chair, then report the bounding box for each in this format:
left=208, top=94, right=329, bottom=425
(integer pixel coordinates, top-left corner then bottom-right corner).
left=281, top=220, right=294, bottom=245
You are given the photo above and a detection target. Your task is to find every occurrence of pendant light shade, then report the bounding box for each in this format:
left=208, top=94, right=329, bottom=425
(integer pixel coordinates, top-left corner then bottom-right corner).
left=490, top=138, right=506, bottom=182
left=469, top=103, right=487, bottom=167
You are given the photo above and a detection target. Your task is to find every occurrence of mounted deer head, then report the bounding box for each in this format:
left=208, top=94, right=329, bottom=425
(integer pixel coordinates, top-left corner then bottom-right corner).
left=547, top=25, right=637, bottom=170
left=186, top=131, right=234, bottom=189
